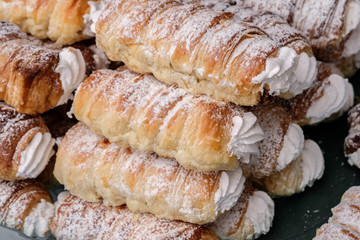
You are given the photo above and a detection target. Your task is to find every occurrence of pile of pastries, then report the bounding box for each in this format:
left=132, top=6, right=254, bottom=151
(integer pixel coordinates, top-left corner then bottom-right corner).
left=0, top=0, right=359, bottom=239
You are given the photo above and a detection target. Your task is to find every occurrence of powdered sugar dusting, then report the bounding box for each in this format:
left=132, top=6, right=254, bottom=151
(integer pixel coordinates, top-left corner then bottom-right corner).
left=52, top=192, right=216, bottom=240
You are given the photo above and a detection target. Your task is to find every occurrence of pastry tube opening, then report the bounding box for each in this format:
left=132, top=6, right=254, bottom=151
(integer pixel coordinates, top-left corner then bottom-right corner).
left=17, top=132, right=55, bottom=179
left=276, top=123, right=304, bottom=171
left=299, top=140, right=325, bottom=192
left=55, top=47, right=86, bottom=106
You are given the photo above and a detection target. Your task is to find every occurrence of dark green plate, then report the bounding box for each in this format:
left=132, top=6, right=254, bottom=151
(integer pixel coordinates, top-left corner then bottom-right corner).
left=258, top=72, right=360, bottom=240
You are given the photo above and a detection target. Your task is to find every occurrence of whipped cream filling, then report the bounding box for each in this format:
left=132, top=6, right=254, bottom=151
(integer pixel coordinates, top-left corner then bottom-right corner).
left=228, top=112, right=264, bottom=164
left=299, top=140, right=325, bottom=191
left=245, top=190, right=275, bottom=239
left=214, top=167, right=246, bottom=215
left=347, top=148, right=360, bottom=168
left=342, top=0, right=360, bottom=57
left=252, top=47, right=316, bottom=97
left=337, top=81, right=354, bottom=116
left=23, top=199, right=54, bottom=238
left=83, top=1, right=106, bottom=36
left=306, top=74, right=350, bottom=124
left=55, top=47, right=86, bottom=106
left=89, top=44, right=110, bottom=69
left=276, top=123, right=304, bottom=171
left=17, top=132, right=55, bottom=179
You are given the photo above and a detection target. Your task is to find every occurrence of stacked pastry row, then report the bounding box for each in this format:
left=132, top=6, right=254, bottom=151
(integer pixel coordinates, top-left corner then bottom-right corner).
left=0, top=0, right=356, bottom=239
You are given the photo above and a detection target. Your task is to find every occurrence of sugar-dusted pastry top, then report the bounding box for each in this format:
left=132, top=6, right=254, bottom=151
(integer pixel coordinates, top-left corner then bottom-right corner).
left=210, top=183, right=274, bottom=240
left=0, top=103, right=55, bottom=180
left=0, top=21, right=102, bottom=115
left=314, top=186, right=360, bottom=239
left=0, top=180, right=53, bottom=238
left=0, top=0, right=99, bottom=45
left=55, top=122, right=246, bottom=224
left=279, top=61, right=353, bottom=126
left=238, top=0, right=360, bottom=61
left=51, top=191, right=219, bottom=240
left=345, top=103, right=360, bottom=168
left=74, top=67, right=264, bottom=171
left=94, top=0, right=315, bottom=106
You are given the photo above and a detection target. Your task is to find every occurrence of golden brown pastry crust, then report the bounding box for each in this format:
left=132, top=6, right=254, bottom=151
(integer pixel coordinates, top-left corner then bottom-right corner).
left=0, top=179, right=52, bottom=233
left=54, top=122, right=245, bottom=224
left=0, top=103, right=50, bottom=180
left=51, top=192, right=219, bottom=240
left=74, top=67, right=263, bottom=171
left=95, top=0, right=295, bottom=106
left=0, top=0, right=96, bottom=45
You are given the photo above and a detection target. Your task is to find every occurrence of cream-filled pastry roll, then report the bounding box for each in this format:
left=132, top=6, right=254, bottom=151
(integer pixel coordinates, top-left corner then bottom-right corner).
left=0, top=21, right=107, bottom=115
left=54, top=122, right=247, bottom=225
left=237, top=0, right=360, bottom=62
left=73, top=67, right=264, bottom=171
left=92, top=0, right=316, bottom=106
left=210, top=183, right=274, bottom=240
left=314, top=186, right=360, bottom=239
left=0, top=103, right=55, bottom=181
left=257, top=139, right=325, bottom=197
left=0, top=0, right=100, bottom=45
left=279, top=62, right=354, bottom=126
left=345, top=103, right=360, bottom=168
left=0, top=180, right=54, bottom=238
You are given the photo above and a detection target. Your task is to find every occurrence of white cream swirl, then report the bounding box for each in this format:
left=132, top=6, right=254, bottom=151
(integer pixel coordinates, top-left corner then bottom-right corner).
left=337, top=81, right=354, bottom=116
left=23, top=199, right=54, bottom=238
left=55, top=47, right=86, bottom=106
left=252, top=47, right=316, bottom=97
left=342, top=0, right=360, bottom=58
left=17, top=132, right=55, bottom=179
left=245, top=190, right=275, bottom=239
left=214, top=167, right=246, bottom=215
left=276, top=123, right=304, bottom=171
left=306, top=74, right=351, bottom=124
left=228, top=112, right=264, bottom=164
left=89, top=44, right=110, bottom=69
left=83, top=1, right=106, bottom=36
left=347, top=148, right=360, bottom=168
left=299, top=140, right=325, bottom=191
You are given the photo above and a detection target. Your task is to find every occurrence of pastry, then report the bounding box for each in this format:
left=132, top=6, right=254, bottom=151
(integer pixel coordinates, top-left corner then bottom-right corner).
left=240, top=103, right=305, bottom=179
left=278, top=62, right=354, bottom=126
left=237, top=0, right=360, bottom=62
left=51, top=191, right=219, bottom=240
left=257, top=139, right=325, bottom=197
left=0, top=179, right=54, bottom=238
left=73, top=67, right=264, bottom=171
left=210, top=183, right=274, bottom=240
left=314, top=186, right=360, bottom=239
left=93, top=0, right=316, bottom=106
left=0, top=0, right=100, bottom=45
left=0, top=103, right=55, bottom=181
left=345, top=103, right=360, bottom=168
left=0, top=22, right=108, bottom=115
left=54, top=122, right=246, bottom=224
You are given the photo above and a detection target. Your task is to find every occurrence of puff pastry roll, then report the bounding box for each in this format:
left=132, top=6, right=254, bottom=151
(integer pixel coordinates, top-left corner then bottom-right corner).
left=238, top=0, right=360, bottom=62
left=0, top=21, right=105, bottom=115
left=74, top=68, right=264, bottom=171
left=210, top=183, right=274, bottom=240
left=239, top=103, right=304, bottom=179
left=279, top=62, right=354, bottom=126
left=93, top=0, right=316, bottom=106
left=0, top=0, right=100, bottom=45
left=51, top=191, right=219, bottom=240
left=257, top=140, right=324, bottom=197
left=54, top=122, right=246, bottom=224
left=345, top=103, right=360, bottom=168
left=0, top=179, right=54, bottom=238
left=0, top=103, right=55, bottom=181
left=314, top=186, right=360, bottom=239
